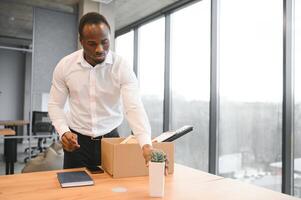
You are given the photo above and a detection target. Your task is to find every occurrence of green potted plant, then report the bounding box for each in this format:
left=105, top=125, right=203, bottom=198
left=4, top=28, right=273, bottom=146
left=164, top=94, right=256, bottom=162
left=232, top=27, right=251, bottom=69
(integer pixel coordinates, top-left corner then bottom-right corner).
left=149, top=150, right=166, bottom=197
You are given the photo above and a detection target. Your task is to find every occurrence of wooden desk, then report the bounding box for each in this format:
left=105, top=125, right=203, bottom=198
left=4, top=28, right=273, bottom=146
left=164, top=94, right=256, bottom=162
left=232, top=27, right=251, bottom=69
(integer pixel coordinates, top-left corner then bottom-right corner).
left=193, top=178, right=300, bottom=200
left=0, top=120, right=30, bottom=127
left=0, top=164, right=298, bottom=200
left=0, top=129, right=16, bottom=136
left=0, top=120, right=30, bottom=174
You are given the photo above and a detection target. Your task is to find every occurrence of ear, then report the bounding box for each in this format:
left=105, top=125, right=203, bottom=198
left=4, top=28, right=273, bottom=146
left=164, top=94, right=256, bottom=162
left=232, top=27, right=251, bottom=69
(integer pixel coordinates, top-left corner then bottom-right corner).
left=79, top=37, right=84, bottom=46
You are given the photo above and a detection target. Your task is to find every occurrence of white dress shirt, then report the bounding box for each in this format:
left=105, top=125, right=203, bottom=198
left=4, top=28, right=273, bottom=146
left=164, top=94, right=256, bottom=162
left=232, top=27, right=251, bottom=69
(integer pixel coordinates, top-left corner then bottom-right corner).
left=48, top=49, right=151, bottom=148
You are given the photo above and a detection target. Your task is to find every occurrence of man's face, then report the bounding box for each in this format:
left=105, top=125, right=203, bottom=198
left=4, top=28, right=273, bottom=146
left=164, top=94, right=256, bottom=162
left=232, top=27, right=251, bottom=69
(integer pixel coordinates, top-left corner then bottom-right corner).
left=80, top=23, right=110, bottom=66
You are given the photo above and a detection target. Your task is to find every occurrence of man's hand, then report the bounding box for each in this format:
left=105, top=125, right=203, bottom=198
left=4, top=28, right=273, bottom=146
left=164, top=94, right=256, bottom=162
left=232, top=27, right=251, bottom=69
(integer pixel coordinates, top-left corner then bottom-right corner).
left=142, top=144, right=169, bottom=175
left=61, top=131, right=80, bottom=152
left=142, top=144, right=153, bottom=165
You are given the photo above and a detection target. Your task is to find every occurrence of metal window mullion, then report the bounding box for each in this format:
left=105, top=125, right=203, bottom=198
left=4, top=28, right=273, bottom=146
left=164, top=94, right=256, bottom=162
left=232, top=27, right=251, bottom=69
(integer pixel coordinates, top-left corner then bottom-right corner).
left=29, top=8, right=37, bottom=160
left=133, top=28, right=139, bottom=77
left=209, top=0, right=220, bottom=175
left=163, top=14, right=171, bottom=132
left=282, top=0, right=294, bottom=195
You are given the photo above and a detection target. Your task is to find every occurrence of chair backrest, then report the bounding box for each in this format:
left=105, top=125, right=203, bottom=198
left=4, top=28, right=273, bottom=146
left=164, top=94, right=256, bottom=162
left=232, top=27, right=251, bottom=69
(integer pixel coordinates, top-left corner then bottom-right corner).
left=32, top=111, right=53, bottom=134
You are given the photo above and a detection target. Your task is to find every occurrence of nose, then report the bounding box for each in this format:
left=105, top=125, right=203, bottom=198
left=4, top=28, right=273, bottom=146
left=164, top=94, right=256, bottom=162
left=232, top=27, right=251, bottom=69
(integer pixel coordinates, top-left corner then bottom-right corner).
left=96, top=44, right=104, bottom=53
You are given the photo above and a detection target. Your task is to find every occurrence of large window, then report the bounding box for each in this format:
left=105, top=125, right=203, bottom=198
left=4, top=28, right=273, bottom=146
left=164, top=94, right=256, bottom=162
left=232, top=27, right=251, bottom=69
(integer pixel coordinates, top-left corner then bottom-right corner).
left=115, top=31, right=134, bottom=137
left=294, top=0, right=301, bottom=197
left=219, top=0, right=283, bottom=192
left=115, top=31, right=134, bottom=136
left=170, top=0, right=210, bottom=171
left=138, top=18, right=165, bottom=136
left=115, top=30, right=134, bottom=68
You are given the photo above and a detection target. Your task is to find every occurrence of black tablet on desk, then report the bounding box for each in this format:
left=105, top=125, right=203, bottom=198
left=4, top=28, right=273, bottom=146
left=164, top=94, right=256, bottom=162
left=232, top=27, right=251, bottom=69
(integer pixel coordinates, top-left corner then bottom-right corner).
left=86, top=166, right=104, bottom=174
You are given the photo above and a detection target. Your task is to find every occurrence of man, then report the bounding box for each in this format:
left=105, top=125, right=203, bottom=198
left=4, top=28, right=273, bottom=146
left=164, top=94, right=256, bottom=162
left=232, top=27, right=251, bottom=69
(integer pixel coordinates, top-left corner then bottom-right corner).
left=48, top=12, right=154, bottom=169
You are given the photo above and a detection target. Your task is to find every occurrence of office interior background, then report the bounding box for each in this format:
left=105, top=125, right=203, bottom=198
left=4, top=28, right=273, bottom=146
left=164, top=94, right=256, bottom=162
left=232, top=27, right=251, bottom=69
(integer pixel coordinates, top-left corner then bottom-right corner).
left=0, top=0, right=300, bottom=198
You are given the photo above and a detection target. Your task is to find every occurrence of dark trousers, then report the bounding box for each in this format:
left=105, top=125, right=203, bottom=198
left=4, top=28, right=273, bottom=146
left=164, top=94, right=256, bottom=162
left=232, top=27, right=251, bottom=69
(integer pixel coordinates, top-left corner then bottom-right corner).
left=63, top=128, right=119, bottom=169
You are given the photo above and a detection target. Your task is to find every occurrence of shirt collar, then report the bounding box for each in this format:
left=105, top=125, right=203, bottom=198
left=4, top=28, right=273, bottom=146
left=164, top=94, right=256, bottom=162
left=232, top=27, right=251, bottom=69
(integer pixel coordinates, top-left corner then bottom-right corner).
left=77, top=49, right=113, bottom=68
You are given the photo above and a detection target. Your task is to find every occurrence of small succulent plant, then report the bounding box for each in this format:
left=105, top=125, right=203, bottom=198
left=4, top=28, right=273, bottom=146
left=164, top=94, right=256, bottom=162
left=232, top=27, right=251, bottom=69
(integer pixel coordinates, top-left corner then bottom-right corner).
left=151, top=150, right=166, bottom=163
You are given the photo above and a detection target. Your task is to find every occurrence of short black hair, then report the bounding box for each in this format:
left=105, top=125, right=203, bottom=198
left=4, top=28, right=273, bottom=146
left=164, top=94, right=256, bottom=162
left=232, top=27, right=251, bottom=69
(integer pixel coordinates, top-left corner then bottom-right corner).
left=78, top=12, right=111, bottom=39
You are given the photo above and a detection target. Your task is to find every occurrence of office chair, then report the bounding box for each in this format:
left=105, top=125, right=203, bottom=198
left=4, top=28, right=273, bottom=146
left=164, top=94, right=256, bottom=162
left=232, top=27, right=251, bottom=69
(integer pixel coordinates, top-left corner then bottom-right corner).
left=24, top=111, right=55, bottom=163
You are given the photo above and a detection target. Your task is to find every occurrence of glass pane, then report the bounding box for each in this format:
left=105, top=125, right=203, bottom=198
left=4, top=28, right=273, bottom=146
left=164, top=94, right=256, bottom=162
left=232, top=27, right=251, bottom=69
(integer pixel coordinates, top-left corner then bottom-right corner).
left=170, top=0, right=210, bottom=171
left=294, top=0, right=301, bottom=197
left=138, top=18, right=165, bottom=136
left=115, top=31, right=134, bottom=136
left=115, top=31, right=134, bottom=68
left=219, top=0, right=283, bottom=192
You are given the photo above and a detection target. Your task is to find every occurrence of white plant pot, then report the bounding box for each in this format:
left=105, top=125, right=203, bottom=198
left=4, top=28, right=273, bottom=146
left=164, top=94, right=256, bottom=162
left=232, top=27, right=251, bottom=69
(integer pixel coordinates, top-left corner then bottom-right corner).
left=149, top=161, right=165, bottom=197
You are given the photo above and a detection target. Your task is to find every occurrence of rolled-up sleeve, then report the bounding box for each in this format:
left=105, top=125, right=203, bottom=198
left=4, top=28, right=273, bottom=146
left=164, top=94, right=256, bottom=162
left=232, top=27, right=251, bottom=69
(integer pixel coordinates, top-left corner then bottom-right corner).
left=119, top=60, right=152, bottom=148
left=48, top=60, right=70, bottom=140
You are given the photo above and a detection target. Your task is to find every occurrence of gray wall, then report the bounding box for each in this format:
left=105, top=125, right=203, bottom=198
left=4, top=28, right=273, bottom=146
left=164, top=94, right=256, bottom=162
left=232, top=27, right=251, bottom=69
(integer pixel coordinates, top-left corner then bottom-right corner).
left=0, top=49, right=25, bottom=120
left=32, top=8, right=77, bottom=111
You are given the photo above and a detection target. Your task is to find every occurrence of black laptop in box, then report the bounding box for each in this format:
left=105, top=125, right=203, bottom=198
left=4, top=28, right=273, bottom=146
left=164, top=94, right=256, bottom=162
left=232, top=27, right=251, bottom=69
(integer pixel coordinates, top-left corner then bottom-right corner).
left=152, top=125, right=193, bottom=143
left=163, top=125, right=193, bottom=142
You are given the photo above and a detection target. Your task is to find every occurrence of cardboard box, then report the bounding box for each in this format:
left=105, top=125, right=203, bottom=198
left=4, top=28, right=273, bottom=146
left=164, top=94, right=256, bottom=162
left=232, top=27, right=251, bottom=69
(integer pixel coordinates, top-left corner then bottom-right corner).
left=101, top=138, right=174, bottom=178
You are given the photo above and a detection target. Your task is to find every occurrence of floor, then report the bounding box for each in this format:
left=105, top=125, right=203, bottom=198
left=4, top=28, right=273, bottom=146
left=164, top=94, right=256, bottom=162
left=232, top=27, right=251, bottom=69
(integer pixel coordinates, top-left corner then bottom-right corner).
left=0, top=137, right=53, bottom=175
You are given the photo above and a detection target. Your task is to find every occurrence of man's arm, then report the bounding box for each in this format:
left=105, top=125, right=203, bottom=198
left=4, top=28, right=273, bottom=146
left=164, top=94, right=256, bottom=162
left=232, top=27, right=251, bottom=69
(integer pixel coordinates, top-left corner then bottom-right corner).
left=119, top=59, right=168, bottom=174
left=119, top=60, right=153, bottom=162
left=48, top=61, right=79, bottom=151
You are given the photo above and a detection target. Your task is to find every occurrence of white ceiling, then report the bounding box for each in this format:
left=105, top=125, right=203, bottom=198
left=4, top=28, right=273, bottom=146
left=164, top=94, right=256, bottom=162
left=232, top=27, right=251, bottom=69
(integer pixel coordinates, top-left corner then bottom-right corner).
left=114, top=0, right=180, bottom=30
left=0, top=0, right=181, bottom=47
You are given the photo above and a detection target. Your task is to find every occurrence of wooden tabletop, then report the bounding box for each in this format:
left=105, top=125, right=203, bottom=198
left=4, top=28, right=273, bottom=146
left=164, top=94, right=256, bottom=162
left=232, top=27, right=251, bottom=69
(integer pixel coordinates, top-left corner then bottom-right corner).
left=0, top=120, right=30, bottom=126
left=191, top=177, right=299, bottom=200
left=0, top=164, right=298, bottom=200
left=0, top=129, right=16, bottom=136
